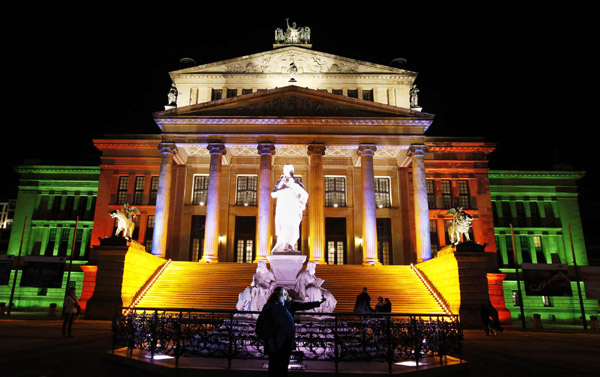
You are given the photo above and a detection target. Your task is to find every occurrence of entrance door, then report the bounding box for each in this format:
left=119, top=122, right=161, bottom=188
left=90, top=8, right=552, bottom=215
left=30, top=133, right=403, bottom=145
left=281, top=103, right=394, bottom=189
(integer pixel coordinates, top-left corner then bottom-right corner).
left=377, top=218, right=392, bottom=265
left=234, top=216, right=256, bottom=263
left=189, top=215, right=206, bottom=261
left=325, top=217, right=346, bottom=265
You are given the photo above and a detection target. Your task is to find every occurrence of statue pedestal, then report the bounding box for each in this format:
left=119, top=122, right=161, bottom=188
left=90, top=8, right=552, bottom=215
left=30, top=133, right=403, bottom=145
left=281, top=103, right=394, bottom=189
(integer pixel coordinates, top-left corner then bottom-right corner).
left=267, top=254, right=306, bottom=289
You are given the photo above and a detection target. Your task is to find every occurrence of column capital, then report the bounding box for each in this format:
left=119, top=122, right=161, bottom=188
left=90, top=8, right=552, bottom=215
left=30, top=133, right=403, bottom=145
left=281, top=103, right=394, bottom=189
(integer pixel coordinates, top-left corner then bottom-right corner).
left=357, top=144, right=377, bottom=156
left=158, top=143, right=177, bottom=155
left=257, top=143, right=276, bottom=155
left=207, top=143, right=226, bottom=155
left=408, top=144, right=428, bottom=157
left=307, top=143, right=326, bottom=156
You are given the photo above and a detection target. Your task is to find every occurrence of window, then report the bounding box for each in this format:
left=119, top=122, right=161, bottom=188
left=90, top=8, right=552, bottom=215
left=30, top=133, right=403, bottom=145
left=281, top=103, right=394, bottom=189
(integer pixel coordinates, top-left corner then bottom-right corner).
left=542, top=296, right=553, bottom=307
left=516, top=202, right=526, bottom=226
left=116, top=176, right=129, bottom=204
left=192, top=175, right=209, bottom=205
left=211, top=89, right=222, bottom=101
left=347, top=89, right=358, bottom=98
left=502, top=202, right=512, bottom=226
left=430, top=220, right=439, bottom=256
left=149, top=177, right=159, bottom=205
left=226, top=88, right=238, bottom=98
left=492, top=202, right=500, bottom=226
left=457, top=180, right=470, bottom=209
left=145, top=215, right=155, bottom=252
left=332, top=89, right=343, bottom=95
left=362, top=89, right=374, bottom=101
left=441, top=180, right=452, bottom=208
left=325, top=177, right=346, bottom=207
left=327, top=241, right=345, bottom=265
left=234, top=216, right=256, bottom=263
left=512, top=290, right=522, bottom=306
left=133, top=176, right=145, bottom=205
left=325, top=217, right=346, bottom=265
left=58, top=228, right=70, bottom=256
left=236, top=176, right=258, bottom=206
left=374, top=177, right=391, bottom=208
left=426, top=180, right=436, bottom=209
left=530, top=202, right=540, bottom=226
left=377, top=218, right=392, bottom=265
left=241, top=89, right=252, bottom=95
left=520, top=236, right=532, bottom=264
left=45, top=228, right=57, bottom=256
left=534, top=236, right=545, bottom=263
left=505, top=235, right=515, bottom=267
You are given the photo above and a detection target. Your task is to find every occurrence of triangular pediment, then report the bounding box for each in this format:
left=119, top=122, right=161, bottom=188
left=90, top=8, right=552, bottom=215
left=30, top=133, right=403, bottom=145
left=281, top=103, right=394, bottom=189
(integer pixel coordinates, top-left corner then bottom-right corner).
left=155, top=86, right=434, bottom=119
left=170, top=46, right=415, bottom=76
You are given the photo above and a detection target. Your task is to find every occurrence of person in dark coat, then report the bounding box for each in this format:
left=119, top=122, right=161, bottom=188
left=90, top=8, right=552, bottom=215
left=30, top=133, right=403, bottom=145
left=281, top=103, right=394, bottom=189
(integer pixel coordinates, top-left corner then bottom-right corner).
left=374, top=296, right=385, bottom=312
left=262, top=286, right=325, bottom=377
left=480, top=303, right=493, bottom=335
left=383, top=298, right=392, bottom=313
left=353, top=287, right=374, bottom=314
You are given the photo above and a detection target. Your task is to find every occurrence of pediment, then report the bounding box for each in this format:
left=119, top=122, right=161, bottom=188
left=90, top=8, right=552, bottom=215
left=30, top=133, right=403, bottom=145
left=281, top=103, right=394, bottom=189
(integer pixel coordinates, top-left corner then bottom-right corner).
left=155, top=86, right=433, bottom=119
left=170, top=46, right=415, bottom=76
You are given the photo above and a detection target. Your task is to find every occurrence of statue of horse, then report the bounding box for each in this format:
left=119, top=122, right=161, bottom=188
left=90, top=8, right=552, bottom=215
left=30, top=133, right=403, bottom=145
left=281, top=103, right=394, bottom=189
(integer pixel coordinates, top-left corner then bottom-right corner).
left=110, top=204, right=140, bottom=240
left=446, top=207, right=472, bottom=245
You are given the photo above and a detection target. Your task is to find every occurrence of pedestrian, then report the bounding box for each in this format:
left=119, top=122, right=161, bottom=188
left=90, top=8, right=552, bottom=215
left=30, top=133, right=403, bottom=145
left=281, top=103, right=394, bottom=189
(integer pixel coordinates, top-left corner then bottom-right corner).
left=383, top=298, right=392, bottom=313
left=261, top=286, right=325, bottom=377
left=62, top=287, right=80, bottom=337
left=480, top=303, right=493, bottom=336
left=353, top=287, right=374, bottom=314
left=375, top=296, right=385, bottom=312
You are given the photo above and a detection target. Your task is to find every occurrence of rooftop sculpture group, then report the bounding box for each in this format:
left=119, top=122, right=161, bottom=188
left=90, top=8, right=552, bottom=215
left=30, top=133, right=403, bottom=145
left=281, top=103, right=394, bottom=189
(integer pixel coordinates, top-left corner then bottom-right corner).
left=275, top=19, right=311, bottom=45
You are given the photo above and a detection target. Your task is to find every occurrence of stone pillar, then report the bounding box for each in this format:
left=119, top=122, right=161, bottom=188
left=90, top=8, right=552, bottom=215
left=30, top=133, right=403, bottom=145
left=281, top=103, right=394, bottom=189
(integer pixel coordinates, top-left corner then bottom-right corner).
left=308, top=144, right=326, bottom=264
left=358, top=144, right=379, bottom=265
left=256, top=143, right=275, bottom=262
left=410, top=144, right=431, bottom=262
left=151, top=143, right=177, bottom=258
left=200, top=143, right=226, bottom=263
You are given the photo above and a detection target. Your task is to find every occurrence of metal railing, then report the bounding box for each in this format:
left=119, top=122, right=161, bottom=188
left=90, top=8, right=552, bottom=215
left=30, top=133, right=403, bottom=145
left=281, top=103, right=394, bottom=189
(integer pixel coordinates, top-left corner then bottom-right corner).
left=112, top=307, right=463, bottom=373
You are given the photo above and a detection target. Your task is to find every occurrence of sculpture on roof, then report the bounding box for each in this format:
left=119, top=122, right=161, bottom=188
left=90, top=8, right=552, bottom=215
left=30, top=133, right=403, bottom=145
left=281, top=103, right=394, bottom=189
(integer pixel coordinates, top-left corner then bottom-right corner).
left=410, top=85, right=420, bottom=108
left=275, top=19, right=311, bottom=45
left=167, top=83, right=178, bottom=106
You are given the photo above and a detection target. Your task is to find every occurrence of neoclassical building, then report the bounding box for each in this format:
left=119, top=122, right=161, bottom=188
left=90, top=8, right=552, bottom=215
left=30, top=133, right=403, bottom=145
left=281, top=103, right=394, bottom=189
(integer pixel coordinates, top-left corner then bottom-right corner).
left=89, top=41, right=497, bottom=269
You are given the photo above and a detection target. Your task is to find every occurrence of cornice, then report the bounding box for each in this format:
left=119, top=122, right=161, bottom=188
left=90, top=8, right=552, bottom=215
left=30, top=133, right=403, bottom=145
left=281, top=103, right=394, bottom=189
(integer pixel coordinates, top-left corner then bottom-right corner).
left=488, top=170, right=585, bottom=179
left=15, top=166, right=100, bottom=175
left=156, top=118, right=432, bottom=127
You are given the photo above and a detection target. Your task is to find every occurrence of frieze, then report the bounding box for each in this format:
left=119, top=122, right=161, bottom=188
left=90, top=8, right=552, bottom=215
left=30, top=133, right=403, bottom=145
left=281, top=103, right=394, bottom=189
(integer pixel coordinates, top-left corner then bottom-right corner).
left=157, top=118, right=431, bottom=126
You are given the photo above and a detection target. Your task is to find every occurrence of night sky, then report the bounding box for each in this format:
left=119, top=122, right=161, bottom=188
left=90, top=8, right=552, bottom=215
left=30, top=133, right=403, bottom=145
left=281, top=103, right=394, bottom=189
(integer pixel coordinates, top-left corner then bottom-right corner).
left=2, top=8, right=597, bottom=245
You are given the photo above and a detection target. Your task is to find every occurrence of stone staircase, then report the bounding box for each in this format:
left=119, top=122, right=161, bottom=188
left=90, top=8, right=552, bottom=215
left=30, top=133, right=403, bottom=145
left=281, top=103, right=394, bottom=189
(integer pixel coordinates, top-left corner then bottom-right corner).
left=134, top=262, right=447, bottom=315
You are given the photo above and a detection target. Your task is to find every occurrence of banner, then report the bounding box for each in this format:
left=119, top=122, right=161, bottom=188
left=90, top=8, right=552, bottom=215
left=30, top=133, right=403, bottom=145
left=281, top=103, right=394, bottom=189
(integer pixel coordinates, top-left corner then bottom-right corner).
left=579, top=266, right=600, bottom=299
left=19, top=256, right=66, bottom=288
left=0, top=256, right=12, bottom=285
left=522, top=263, right=572, bottom=297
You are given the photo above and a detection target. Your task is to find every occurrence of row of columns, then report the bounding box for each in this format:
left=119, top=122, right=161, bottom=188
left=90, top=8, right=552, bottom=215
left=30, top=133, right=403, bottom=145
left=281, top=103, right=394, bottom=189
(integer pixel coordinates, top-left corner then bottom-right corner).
left=151, top=142, right=432, bottom=264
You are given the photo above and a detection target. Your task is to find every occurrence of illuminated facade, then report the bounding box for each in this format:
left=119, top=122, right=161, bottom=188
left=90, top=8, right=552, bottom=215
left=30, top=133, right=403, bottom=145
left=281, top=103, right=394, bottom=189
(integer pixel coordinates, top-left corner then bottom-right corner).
left=89, top=45, right=498, bottom=269
left=489, top=171, right=599, bottom=322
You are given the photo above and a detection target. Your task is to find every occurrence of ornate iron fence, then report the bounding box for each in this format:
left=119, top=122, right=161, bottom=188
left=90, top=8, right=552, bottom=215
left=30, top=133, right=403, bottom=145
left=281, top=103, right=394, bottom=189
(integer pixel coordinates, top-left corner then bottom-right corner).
left=112, top=307, right=462, bottom=372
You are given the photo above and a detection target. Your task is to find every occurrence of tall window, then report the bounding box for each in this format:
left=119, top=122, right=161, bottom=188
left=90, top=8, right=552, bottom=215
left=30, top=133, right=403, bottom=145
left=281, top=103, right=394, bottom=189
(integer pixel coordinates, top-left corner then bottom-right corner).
left=234, top=216, right=256, bottom=263
left=211, top=89, right=222, bottom=101
left=457, top=180, right=470, bottom=209
left=325, top=177, right=346, bottom=207
left=441, top=180, right=452, bottom=208
left=362, top=89, right=374, bottom=101
left=116, top=176, right=129, bottom=204
left=502, top=202, right=512, bottom=226
left=426, top=180, right=436, bottom=209
left=430, top=220, right=439, bottom=256
left=530, top=202, right=540, bottom=226
left=377, top=218, right=392, bottom=265
left=149, top=177, right=159, bottom=205
left=325, top=217, right=346, bottom=265
left=236, top=176, right=258, bottom=206
left=58, top=228, right=70, bottom=256
left=374, top=177, right=391, bottom=208
left=145, top=215, right=155, bottom=253
left=520, top=236, right=532, bottom=264
left=192, top=175, right=210, bottom=205
left=133, top=176, right=145, bottom=205
left=516, top=202, right=526, bottom=226
left=534, top=236, right=545, bottom=263
left=505, top=235, right=515, bottom=267
left=45, top=228, right=57, bottom=256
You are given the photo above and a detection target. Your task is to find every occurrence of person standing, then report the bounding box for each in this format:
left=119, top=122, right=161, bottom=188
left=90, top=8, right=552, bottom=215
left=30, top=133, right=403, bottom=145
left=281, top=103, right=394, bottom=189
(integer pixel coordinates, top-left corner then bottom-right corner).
left=261, top=286, right=325, bottom=377
left=62, top=287, right=80, bottom=337
left=383, top=298, right=392, bottom=313
left=353, top=287, right=374, bottom=314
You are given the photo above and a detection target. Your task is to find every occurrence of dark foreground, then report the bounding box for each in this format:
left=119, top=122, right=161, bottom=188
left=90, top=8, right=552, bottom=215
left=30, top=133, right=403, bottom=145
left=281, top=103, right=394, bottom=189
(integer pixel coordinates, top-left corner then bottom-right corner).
left=0, top=314, right=598, bottom=377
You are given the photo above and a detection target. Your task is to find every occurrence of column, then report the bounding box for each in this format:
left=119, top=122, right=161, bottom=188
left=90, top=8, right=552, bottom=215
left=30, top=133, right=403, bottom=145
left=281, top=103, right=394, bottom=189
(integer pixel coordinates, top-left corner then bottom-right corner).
left=308, top=144, right=326, bottom=264
left=255, top=143, right=275, bottom=262
left=200, top=143, right=226, bottom=263
left=357, top=144, right=379, bottom=265
left=151, top=143, right=177, bottom=258
left=409, top=144, right=432, bottom=262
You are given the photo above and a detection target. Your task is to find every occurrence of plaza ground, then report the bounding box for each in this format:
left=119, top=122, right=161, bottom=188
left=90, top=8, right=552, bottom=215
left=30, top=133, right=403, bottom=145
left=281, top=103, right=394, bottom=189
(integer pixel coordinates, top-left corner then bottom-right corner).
left=0, top=313, right=598, bottom=377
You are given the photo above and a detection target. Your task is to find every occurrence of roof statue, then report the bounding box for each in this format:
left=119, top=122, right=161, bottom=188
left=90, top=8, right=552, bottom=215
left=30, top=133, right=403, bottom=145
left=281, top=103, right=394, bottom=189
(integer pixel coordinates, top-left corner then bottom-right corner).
left=274, top=19, right=311, bottom=47
left=165, top=83, right=178, bottom=110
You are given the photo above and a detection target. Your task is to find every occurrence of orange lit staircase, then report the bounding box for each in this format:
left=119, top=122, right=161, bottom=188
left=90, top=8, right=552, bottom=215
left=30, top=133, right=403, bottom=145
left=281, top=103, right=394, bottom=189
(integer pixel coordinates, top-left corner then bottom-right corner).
left=133, top=262, right=448, bottom=315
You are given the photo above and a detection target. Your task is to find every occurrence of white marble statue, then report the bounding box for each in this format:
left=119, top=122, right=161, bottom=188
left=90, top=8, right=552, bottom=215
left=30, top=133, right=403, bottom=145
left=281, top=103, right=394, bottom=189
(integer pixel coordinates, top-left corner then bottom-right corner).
left=271, top=164, right=308, bottom=254
left=236, top=260, right=277, bottom=313
left=295, top=261, right=337, bottom=313
left=446, top=207, right=473, bottom=245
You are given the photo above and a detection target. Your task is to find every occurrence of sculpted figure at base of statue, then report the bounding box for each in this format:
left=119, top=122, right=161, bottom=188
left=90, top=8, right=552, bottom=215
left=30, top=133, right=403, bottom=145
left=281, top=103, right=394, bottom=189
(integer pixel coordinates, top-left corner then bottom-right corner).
left=446, top=207, right=473, bottom=245
left=236, top=260, right=277, bottom=313
left=271, top=164, right=308, bottom=254
left=295, top=261, right=337, bottom=313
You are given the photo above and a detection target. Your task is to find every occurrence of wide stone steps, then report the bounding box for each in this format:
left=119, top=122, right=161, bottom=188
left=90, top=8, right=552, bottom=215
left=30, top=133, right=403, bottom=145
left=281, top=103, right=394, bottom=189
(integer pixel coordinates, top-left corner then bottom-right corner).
left=134, top=262, right=446, bottom=315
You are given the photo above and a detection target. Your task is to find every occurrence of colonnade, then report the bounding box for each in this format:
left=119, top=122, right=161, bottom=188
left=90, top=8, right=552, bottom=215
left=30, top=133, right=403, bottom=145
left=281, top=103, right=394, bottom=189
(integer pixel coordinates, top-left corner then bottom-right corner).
left=151, top=142, right=431, bottom=264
